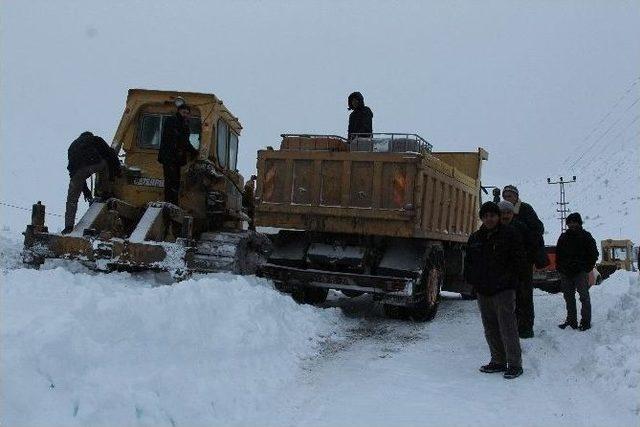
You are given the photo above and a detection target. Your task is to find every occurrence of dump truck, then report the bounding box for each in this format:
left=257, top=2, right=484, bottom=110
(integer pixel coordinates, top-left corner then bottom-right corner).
left=23, top=89, right=270, bottom=276
left=254, top=133, right=488, bottom=319
left=597, top=239, right=636, bottom=279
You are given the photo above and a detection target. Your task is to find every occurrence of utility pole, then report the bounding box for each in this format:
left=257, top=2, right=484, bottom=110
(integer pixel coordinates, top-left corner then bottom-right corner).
left=547, top=176, right=577, bottom=234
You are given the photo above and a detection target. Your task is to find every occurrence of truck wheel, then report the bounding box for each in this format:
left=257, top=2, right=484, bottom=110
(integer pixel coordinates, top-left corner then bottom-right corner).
left=383, top=304, right=409, bottom=320
left=292, top=286, right=329, bottom=305
left=411, top=268, right=441, bottom=321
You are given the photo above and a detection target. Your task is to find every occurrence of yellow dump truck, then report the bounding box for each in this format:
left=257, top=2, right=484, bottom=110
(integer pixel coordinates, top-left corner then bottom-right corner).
left=23, top=89, right=269, bottom=276
left=255, top=134, right=488, bottom=319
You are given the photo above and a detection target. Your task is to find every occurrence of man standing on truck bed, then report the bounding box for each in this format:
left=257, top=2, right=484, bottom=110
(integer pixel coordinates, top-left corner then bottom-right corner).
left=465, top=201, right=526, bottom=379
left=158, top=103, right=197, bottom=205
left=556, top=213, right=599, bottom=331
left=63, top=132, right=120, bottom=234
left=347, top=91, right=373, bottom=140
left=502, top=185, right=545, bottom=339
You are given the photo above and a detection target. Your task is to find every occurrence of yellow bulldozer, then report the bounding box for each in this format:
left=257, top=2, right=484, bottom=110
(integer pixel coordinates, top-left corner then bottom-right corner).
left=22, top=89, right=270, bottom=277
left=597, top=239, right=636, bottom=279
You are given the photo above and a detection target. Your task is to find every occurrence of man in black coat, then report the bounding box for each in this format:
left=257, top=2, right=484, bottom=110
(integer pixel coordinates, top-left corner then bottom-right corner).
left=502, top=185, right=545, bottom=338
left=465, top=201, right=526, bottom=379
left=556, top=212, right=599, bottom=331
left=347, top=91, right=373, bottom=140
left=63, top=131, right=120, bottom=234
left=158, top=104, right=198, bottom=205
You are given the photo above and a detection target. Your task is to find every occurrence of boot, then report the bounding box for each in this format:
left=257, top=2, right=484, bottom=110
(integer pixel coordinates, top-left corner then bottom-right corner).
left=558, top=321, right=577, bottom=330
left=503, top=366, right=523, bottom=379
left=479, top=362, right=507, bottom=373
left=578, top=322, right=591, bottom=331
left=519, top=327, right=534, bottom=339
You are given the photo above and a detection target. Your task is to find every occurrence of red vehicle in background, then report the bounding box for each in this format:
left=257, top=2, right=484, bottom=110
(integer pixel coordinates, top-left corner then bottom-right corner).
left=533, top=246, right=602, bottom=293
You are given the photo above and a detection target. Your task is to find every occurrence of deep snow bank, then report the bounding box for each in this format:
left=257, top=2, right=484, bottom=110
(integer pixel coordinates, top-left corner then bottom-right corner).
left=0, top=234, right=342, bottom=426
left=579, top=270, right=640, bottom=415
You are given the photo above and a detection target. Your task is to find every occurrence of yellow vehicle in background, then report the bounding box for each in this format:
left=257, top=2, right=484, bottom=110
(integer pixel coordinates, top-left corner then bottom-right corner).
left=597, top=239, right=636, bottom=279
left=23, top=89, right=269, bottom=276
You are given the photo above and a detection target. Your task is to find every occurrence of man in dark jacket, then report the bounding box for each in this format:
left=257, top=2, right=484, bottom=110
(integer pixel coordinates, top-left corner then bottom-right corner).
left=63, top=131, right=120, bottom=234
left=242, top=175, right=257, bottom=231
left=556, top=212, right=599, bottom=331
left=158, top=104, right=198, bottom=204
left=347, top=91, right=373, bottom=140
left=502, top=185, right=545, bottom=338
left=465, top=201, right=526, bottom=379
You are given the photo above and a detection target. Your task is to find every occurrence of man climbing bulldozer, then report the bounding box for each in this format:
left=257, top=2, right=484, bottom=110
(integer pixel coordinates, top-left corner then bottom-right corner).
left=63, top=131, right=120, bottom=234
left=158, top=102, right=197, bottom=205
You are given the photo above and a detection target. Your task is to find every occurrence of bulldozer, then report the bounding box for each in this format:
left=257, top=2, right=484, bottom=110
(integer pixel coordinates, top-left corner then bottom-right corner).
left=22, top=89, right=270, bottom=276
left=597, top=239, right=636, bottom=279
left=254, top=133, right=488, bottom=319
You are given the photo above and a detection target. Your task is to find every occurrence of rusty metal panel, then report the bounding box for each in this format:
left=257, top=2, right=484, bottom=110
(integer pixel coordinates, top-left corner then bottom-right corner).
left=263, top=158, right=289, bottom=203
left=320, top=161, right=343, bottom=206
left=349, top=162, right=374, bottom=208
left=421, top=174, right=434, bottom=230
left=381, top=163, right=407, bottom=209
left=292, top=160, right=314, bottom=205
left=431, top=180, right=444, bottom=231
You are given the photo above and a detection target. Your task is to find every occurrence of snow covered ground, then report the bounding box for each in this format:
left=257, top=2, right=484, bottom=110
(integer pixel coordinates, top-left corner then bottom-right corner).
left=1, top=231, right=639, bottom=427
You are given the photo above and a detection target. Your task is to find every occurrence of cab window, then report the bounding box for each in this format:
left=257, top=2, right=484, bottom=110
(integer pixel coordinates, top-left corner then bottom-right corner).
left=216, top=119, right=229, bottom=167
left=138, top=113, right=201, bottom=150
left=228, top=133, right=238, bottom=170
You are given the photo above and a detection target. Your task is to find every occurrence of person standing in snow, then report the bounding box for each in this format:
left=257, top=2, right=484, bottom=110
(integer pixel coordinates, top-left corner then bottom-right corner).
left=556, top=213, right=599, bottom=331
left=465, top=201, right=526, bottom=379
left=499, top=200, right=531, bottom=280
left=502, top=185, right=545, bottom=339
left=63, top=132, right=120, bottom=234
left=158, top=103, right=198, bottom=205
left=347, top=91, right=373, bottom=140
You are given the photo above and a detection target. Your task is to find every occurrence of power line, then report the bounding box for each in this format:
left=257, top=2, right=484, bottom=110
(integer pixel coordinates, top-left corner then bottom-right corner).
left=568, top=95, right=640, bottom=169
left=0, top=201, right=64, bottom=217
left=563, top=76, right=640, bottom=167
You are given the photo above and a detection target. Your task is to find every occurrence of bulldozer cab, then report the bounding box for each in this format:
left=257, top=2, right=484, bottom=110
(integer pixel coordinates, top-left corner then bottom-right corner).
left=601, top=239, right=634, bottom=270
left=100, top=89, right=243, bottom=215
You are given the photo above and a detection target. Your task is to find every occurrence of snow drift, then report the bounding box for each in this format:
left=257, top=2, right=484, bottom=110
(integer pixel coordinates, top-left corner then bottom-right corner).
left=0, top=233, right=342, bottom=426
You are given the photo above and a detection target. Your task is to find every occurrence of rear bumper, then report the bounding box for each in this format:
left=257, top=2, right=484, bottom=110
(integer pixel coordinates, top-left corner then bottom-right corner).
left=259, top=262, right=424, bottom=306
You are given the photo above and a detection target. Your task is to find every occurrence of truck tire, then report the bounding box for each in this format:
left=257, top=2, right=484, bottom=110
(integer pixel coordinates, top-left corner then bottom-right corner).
left=292, top=286, right=329, bottom=305
left=383, top=268, right=441, bottom=321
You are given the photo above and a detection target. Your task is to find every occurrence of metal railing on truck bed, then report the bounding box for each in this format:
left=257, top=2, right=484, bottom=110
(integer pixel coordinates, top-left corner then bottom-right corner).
left=280, top=133, right=433, bottom=153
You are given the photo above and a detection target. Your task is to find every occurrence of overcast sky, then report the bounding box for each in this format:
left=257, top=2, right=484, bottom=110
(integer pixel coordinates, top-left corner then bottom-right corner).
left=1, top=0, right=639, bottom=232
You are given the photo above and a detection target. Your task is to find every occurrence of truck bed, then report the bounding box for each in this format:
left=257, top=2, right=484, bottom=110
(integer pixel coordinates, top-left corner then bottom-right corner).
left=255, top=139, right=487, bottom=242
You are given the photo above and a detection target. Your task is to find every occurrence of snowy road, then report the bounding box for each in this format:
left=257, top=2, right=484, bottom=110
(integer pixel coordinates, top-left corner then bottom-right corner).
left=275, top=292, right=637, bottom=427
left=1, top=233, right=638, bottom=427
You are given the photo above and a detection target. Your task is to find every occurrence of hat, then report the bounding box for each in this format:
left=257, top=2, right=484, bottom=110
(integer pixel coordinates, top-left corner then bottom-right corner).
left=498, top=200, right=515, bottom=212
left=502, top=185, right=519, bottom=197
left=479, top=201, right=501, bottom=217
left=566, top=212, right=583, bottom=225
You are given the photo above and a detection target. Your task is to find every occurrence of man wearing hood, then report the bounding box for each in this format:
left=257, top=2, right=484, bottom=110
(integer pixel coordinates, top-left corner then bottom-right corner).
left=556, top=212, right=599, bottom=331
left=347, top=91, right=373, bottom=140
